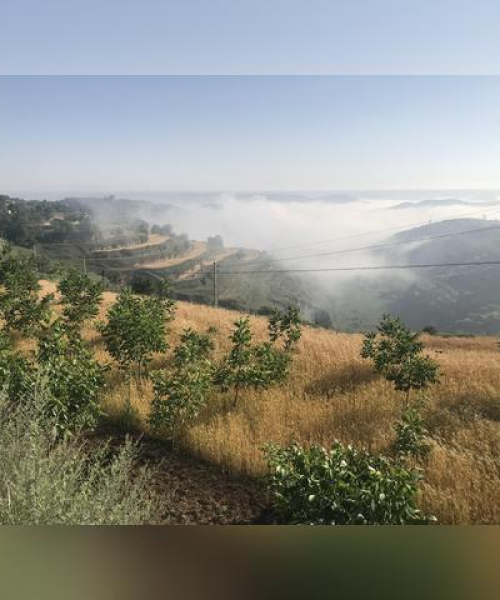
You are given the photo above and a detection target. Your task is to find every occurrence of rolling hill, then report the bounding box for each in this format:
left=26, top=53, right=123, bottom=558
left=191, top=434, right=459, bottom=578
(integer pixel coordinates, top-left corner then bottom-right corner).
left=334, top=218, right=500, bottom=334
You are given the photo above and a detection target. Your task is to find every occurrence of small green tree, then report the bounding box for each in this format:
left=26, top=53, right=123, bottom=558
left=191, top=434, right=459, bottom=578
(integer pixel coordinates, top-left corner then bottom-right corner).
left=392, top=399, right=430, bottom=460
left=37, top=321, right=106, bottom=433
left=57, top=268, right=103, bottom=335
left=268, top=305, right=302, bottom=351
left=0, top=248, right=52, bottom=337
left=361, top=314, right=439, bottom=403
left=0, top=332, right=36, bottom=404
left=98, top=289, right=175, bottom=379
left=264, top=441, right=432, bottom=525
left=149, top=328, right=214, bottom=448
left=215, top=317, right=254, bottom=407
left=215, top=307, right=301, bottom=408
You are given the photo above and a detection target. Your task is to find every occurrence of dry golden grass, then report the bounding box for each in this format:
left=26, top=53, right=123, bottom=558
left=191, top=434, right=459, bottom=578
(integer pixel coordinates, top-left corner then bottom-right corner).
left=138, top=240, right=207, bottom=269
left=39, top=280, right=500, bottom=523
left=91, top=233, right=170, bottom=253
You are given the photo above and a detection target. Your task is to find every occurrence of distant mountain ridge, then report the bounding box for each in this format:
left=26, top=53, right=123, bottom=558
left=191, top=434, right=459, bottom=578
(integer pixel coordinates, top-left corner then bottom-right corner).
left=391, top=198, right=500, bottom=210
left=335, top=218, right=500, bottom=334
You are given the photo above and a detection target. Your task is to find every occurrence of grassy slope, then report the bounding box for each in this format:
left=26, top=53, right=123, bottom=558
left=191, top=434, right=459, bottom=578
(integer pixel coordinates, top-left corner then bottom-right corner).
left=41, top=281, right=500, bottom=524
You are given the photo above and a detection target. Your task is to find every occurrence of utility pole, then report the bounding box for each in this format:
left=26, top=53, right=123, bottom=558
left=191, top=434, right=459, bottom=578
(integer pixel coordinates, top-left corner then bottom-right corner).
left=83, top=257, right=87, bottom=275
left=33, top=244, right=38, bottom=275
left=213, top=260, right=218, bottom=307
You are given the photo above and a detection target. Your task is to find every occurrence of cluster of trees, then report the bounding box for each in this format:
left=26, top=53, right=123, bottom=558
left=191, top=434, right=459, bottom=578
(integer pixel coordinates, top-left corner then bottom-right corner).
left=0, top=244, right=302, bottom=450
left=0, top=195, right=98, bottom=246
left=0, top=244, right=106, bottom=431
left=0, top=243, right=443, bottom=525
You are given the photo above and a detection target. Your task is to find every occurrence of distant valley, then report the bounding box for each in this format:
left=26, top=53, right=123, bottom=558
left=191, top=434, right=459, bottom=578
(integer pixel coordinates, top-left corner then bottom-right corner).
left=3, top=193, right=500, bottom=334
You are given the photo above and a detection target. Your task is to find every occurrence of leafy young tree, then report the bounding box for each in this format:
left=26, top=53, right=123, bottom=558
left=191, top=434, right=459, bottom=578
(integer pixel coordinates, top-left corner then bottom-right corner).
left=37, top=321, right=106, bottom=433
left=98, top=289, right=175, bottom=378
left=149, top=328, right=214, bottom=448
left=215, top=307, right=302, bottom=407
left=392, top=400, right=430, bottom=460
left=268, top=305, right=302, bottom=351
left=361, top=314, right=439, bottom=402
left=215, top=317, right=254, bottom=407
left=264, top=441, right=432, bottom=525
left=0, top=331, right=36, bottom=405
left=57, top=268, right=104, bottom=335
left=0, top=247, right=53, bottom=337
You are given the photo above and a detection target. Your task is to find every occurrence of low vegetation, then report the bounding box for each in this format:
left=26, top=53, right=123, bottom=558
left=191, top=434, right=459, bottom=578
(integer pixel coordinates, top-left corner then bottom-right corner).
left=150, top=328, right=215, bottom=448
left=0, top=389, right=160, bottom=525
left=264, top=442, right=429, bottom=525
left=0, top=244, right=499, bottom=524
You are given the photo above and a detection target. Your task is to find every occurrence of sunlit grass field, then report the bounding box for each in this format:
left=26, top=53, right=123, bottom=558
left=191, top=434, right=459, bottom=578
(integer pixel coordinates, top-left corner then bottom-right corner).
left=40, top=281, right=500, bottom=524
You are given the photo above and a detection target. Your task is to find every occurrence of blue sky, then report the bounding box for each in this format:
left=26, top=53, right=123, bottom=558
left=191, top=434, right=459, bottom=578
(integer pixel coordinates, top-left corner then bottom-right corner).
left=1, top=0, right=499, bottom=75
left=1, top=76, right=500, bottom=193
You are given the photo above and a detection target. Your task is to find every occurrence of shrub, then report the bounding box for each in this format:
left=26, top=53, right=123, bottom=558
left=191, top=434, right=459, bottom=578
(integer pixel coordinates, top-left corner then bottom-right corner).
left=149, top=328, right=214, bottom=447
left=98, top=289, right=175, bottom=378
left=264, top=441, right=431, bottom=525
left=57, top=268, right=103, bottom=334
left=0, top=247, right=53, bottom=336
left=392, top=400, right=430, bottom=459
left=268, top=305, right=302, bottom=351
left=0, top=331, right=36, bottom=404
left=421, top=325, right=437, bottom=336
left=37, top=321, right=106, bottom=432
left=0, top=389, right=160, bottom=525
left=215, top=307, right=301, bottom=407
left=361, top=314, right=439, bottom=401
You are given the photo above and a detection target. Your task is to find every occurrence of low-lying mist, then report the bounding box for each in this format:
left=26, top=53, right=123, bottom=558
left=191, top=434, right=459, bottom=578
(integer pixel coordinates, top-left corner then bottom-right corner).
left=131, top=190, right=500, bottom=258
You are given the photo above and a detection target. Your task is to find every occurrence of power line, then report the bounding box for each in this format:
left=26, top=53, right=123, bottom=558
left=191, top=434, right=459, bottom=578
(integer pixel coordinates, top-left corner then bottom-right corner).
left=218, top=259, right=500, bottom=275
left=265, top=204, right=500, bottom=255
left=222, top=222, right=500, bottom=267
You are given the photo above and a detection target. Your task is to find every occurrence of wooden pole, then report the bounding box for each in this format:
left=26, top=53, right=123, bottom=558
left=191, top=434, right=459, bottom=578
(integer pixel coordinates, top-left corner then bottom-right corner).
left=213, top=261, right=218, bottom=307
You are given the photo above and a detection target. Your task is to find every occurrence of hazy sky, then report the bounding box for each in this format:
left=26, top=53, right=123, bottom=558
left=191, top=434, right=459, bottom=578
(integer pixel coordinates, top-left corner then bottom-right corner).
left=1, top=0, right=500, bottom=74
left=1, top=75, right=500, bottom=193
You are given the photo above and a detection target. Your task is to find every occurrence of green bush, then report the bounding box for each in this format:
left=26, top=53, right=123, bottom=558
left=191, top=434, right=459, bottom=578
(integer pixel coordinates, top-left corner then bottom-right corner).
left=0, top=389, right=160, bottom=525
left=215, top=307, right=302, bottom=407
left=149, top=328, right=214, bottom=447
left=98, top=289, right=175, bottom=378
left=392, top=401, right=430, bottom=459
left=421, top=325, right=437, bottom=336
left=264, top=441, right=431, bottom=525
left=0, top=246, right=53, bottom=336
left=37, top=322, right=106, bottom=432
left=361, top=314, right=439, bottom=401
left=57, top=268, right=103, bottom=335
left=0, top=331, right=36, bottom=404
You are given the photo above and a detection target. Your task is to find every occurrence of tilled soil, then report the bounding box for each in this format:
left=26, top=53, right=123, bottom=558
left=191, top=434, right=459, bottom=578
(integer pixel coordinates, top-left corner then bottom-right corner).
left=90, top=429, right=270, bottom=525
